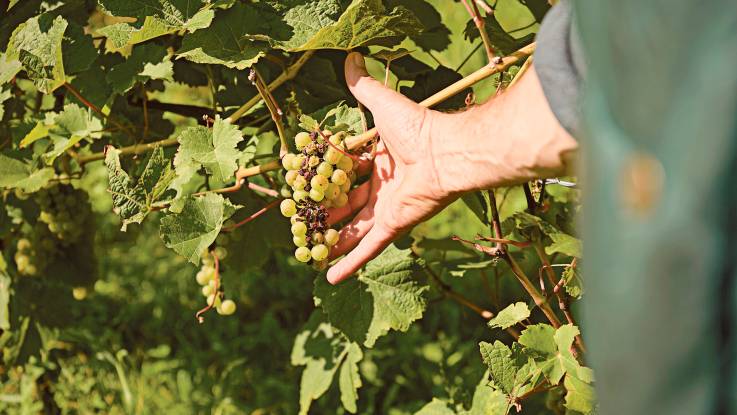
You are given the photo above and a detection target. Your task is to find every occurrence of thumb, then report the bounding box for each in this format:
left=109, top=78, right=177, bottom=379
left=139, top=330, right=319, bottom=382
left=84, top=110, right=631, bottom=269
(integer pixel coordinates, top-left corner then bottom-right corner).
left=344, top=52, right=417, bottom=115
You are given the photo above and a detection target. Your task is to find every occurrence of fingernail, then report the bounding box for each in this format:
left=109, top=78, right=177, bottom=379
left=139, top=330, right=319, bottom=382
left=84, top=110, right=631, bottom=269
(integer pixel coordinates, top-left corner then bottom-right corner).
left=351, top=53, right=366, bottom=70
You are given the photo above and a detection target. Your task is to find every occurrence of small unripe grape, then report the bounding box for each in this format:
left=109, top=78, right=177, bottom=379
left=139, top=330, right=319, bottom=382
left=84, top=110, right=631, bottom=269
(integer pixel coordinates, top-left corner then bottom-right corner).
left=329, top=133, right=344, bottom=146
left=317, top=162, right=333, bottom=177
left=340, top=180, right=351, bottom=193
left=292, top=154, right=306, bottom=170
left=337, top=156, right=353, bottom=172
left=290, top=215, right=303, bottom=224
left=17, top=238, right=31, bottom=251
left=295, top=132, right=312, bottom=150
left=217, top=299, right=237, bottom=315
left=72, top=287, right=88, bottom=300
left=15, top=254, right=30, bottom=270
left=214, top=246, right=228, bottom=259
left=324, top=183, right=340, bottom=200
left=312, top=260, right=328, bottom=271
left=325, top=148, right=342, bottom=164
left=311, top=232, right=325, bottom=244
left=285, top=170, right=298, bottom=186
left=291, top=221, right=307, bottom=236
left=293, top=235, right=308, bottom=247
left=311, top=244, right=329, bottom=261
left=282, top=154, right=296, bottom=170
left=280, top=199, right=297, bottom=217
left=293, top=190, right=309, bottom=202
left=325, top=229, right=340, bottom=246
left=208, top=279, right=218, bottom=290
left=309, top=187, right=325, bottom=202
left=295, top=246, right=312, bottom=263
left=196, top=268, right=213, bottom=285
left=293, top=175, right=307, bottom=191
left=311, top=175, right=328, bottom=191
left=202, top=255, right=214, bottom=266
left=331, top=169, right=347, bottom=185
left=25, top=264, right=37, bottom=276
left=308, top=156, right=320, bottom=168
left=202, top=284, right=214, bottom=297
left=280, top=185, right=292, bottom=198
left=334, top=192, right=349, bottom=208
left=207, top=294, right=222, bottom=307
left=39, top=211, right=52, bottom=223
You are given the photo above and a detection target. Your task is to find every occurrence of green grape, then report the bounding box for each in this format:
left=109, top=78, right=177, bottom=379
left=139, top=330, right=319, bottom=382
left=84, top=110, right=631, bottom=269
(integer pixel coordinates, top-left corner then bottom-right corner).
left=280, top=199, right=297, bottom=217
left=285, top=170, right=298, bottom=186
left=309, top=187, right=325, bottom=202
left=324, top=183, right=340, bottom=200
left=213, top=246, right=228, bottom=259
left=202, top=255, right=214, bottom=266
left=337, top=156, right=353, bottom=172
left=311, top=244, right=329, bottom=261
left=207, top=294, right=222, bottom=307
left=281, top=153, right=296, bottom=170
left=295, top=246, right=312, bottom=263
left=311, top=175, right=329, bottom=191
left=293, top=189, right=309, bottom=202
left=293, top=154, right=306, bottom=170
left=308, top=156, right=320, bottom=168
left=331, top=169, right=347, bottom=185
left=291, top=221, right=307, bottom=236
left=208, top=279, right=218, bottom=290
left=217, top=299, right=237, bottom=315
left=196, top=267, right=214, bottom=285
left=17, top=238, right=31, bottom=251
left=39, top=211, right=53, bottom=224
left=280, top=185, right=292, bottom=198
left=15, top=254, right=30, bottom=270
left=293, top=175, right=307, bottom=190
left=329, top=133, right=344, bottom=146
left=325, top=148, right=342, bottom=165
left=293, top=235, right=308, bottom=247
left=295, top=132, right=312, bottom=150
left=202, top=285, right=214, bottom=297
left=340, top=180, right=351, bottom=193
left=72, top=287, right=88, bottom=300
left=325, top=229, right=340, bottom=246
left=290, top=215, right=303, bottom=224
left=334, top=192, right=349, bottom=208
left=311, top=232, right=324, bottom=244
left=317, top=161, right=334, bottom=177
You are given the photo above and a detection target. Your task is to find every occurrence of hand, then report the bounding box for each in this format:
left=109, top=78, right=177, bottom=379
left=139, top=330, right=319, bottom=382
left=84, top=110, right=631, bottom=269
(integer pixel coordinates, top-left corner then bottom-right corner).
left=325, top=52, right=577, bottom=284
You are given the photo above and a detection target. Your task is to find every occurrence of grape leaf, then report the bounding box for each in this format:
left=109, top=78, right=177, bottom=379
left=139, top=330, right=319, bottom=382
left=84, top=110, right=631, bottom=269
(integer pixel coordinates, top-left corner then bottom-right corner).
left=314, top=245, right=428, bottom=347
left=545, top=232, right=582, bottom=258
left=7, top=13, right=68, bottom=93
left=172, top=115, right=244, bottom=190
left=564, top=375, right=596, bottom=414
left=338, top=342, right=363, bottom=413
left=519, top=324, right=592, bottom=386
left=464, top=13, right=535, bottom=56
left=97, top=0, right=214, bottom=48
left=159, top=193, right=238, bottom=264
left=105, top=146, right=175, bottom=231
left=488, top=302, right=530, bottom=330
left=0, top=153, right=54, bottom=192
left=462, top=374, right=508, bottom=415
left=0, top=88, right=11, bottom=119
left=43, top=103, right=103, bottom=164
left=107, top=43, right=173, bottom=94
left=415, top=398, right=456, bottom=415
left=62, top=23, right=97, bottom=75
left=0, top=267, right=11, bottom=331
left=0, top=52, right=22, bottom=85
left=479, top=341, right=531, bottom=396
left=504, top=211, right=558, bottom=235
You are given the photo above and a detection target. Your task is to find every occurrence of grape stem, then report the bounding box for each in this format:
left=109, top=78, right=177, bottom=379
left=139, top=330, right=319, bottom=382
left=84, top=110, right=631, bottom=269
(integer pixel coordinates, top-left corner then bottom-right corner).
left=461, top=0, right=496, bottom=62
left=317, top=129, right=359, bottom=161
left=63, top=82, right=133, bottom=138
left=222, top=199, right=281, bottom=232
left=195, top=250, right=220, bottom=323
left=249, top=68, right=289, bottom=158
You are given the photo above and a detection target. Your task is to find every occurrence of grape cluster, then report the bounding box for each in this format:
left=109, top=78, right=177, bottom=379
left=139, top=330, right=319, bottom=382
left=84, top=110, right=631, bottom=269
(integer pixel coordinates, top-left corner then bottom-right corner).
left=280, top=130, right=353, bottom=268
left=34, top=184, right=89, bottom=245
left=13, top=229, right=52, bottom=277
left=195, top=248, right=236, bottom=316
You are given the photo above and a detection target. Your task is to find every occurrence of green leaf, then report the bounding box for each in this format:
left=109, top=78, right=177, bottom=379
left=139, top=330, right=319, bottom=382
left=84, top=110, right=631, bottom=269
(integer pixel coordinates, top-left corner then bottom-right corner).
left=479, top=341, right=531, bottom=396
left=564, top=375, right=596, bottom=414
left=462, top=374, right=508, bottom=415
left=43, top=103, right=103, bottom=164
left=562, top=265, right=583, bottom=299
left=545, top=232, right=582, bottom=258
left=504, top=211, right=558, bottom=235
left=0, top=88, right=11, bottom=119
left=106, top=43, right=173, bottom=94
left=0, top=270, right=10, bottom=330
left=0, top=52, right=22, bottom=85
left=519, top=324, right=591, bottom=386
left=314, top=244, right=428, bottom=347
left=97, top=0, right=214, bottom=48
left=488, top=302, right=530, bottom=330
left=415, top=398, right=455, bottom=415
left=464, top=13, right=535, bottom=56
left=338, top=342, right=363, bottom=413
left=105, top=146, right=175, bottom=231
left=62, top=23, right=97, bottom=74
left=7, top=13, right=68, bottom=93
left=159, top=193, right=238, bottom=264
left=371, top=47, right=413, bottom=62
left=173, top=115, right=244, bottom=189
left=0, top=153, right=54, bottom=192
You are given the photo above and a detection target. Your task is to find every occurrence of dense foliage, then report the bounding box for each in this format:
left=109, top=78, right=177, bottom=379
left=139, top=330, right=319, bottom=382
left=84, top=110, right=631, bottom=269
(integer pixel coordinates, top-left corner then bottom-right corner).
left=0, top=0, right=594, bottom=413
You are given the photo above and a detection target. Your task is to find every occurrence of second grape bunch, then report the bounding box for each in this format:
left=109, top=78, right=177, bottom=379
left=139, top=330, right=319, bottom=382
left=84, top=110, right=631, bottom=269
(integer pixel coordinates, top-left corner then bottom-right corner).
left=280, top=129, right=354, bottom=269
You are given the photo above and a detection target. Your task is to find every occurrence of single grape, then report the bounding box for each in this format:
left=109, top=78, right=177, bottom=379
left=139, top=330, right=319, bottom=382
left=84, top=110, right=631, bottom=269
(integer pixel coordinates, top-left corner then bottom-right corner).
left=295, top=132, right=312, bottom=150
left=202, top=255, right=214, bottom=266
left=329, top=133, right=344, bottom=145
left=311, top=175, right=329, bottom=191
left=311, top=244, right=329, bottom=261
left=292, top=154, right=306, bottom=170
left=25, top=264, right=38, bottom=276
left=15, top=254, right=30, bottom=271
left=208, top=279, right=218, bottom=290
left=202, top=285, right=214, bottom=297
left=291, top=221, right=307, bottom=236
left=285, top=170, right=298, bottom=186
left=317, top=162, right=334, bottom=177
left=290, top=215, right=303, bottom=224
left=217, top=299, right=237, bottom=315
left=340, top=180, right=351, bottom=193
left=308, top=156, right=320, bottom=168
left=324, top=183, right=340, bottom=200
left=17, top=238, right=31, bottom=251
left=325, top=148, right=342, bottom=165
left=280, top=199, right=297, bottom=217
left=334, top=192, right=349, bottom=208
left=280, top=185, right=292, bottom=198
left=311, top=232, right=325, bottom=244
left=325, top=229, right=340, bottom=246
left=196, top=268, right=213, bottom=285
left=293, top=189, right=310, bottom=202
left=293, top=175, right=307, bottom=191
left=337, top=156, right=353, bottom=172
left=309, top=188, right=325, bottom=202
left=293, top=235, right=308, bottom=247
left=331, top=169, right=347, bottom=185
left=72, top=287, right=88, bottom=300
left=207, top=294, right=222, bottom=307
left=295, top=246, right=312, bottom=263
left=214, top=246, right=228, bottom=259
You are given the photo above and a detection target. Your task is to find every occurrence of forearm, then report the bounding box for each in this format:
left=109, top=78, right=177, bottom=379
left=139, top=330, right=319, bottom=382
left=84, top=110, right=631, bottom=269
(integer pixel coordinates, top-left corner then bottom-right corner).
left=430, top=64, right=578, bottom=194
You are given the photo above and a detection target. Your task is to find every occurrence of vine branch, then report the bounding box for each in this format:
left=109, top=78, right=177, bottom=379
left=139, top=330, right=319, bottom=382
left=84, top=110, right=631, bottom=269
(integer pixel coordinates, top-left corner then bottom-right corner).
left=249, top=68, right=288, bottom=158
